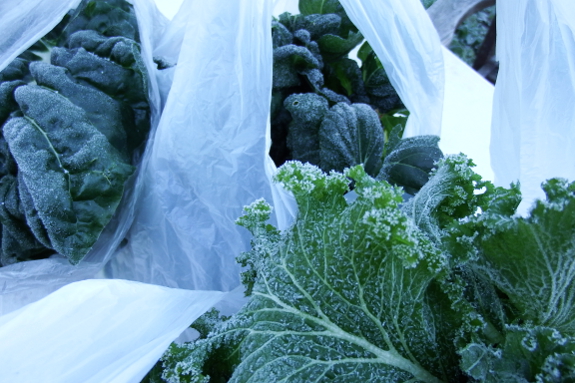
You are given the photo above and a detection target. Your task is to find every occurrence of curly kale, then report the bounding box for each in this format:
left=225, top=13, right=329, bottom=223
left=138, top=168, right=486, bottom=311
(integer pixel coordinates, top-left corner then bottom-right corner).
left=0, top=0, right=151, bottom=266
left=146, top=159, right=575, bottom=383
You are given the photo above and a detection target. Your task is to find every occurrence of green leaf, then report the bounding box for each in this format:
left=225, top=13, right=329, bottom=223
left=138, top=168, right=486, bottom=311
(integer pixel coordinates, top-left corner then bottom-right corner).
left=29, top=61, right=129, bottom=160
left=3, top=85, right=133, bottom=264
left=299, top=0, right=344, bottom=16
left=161, top=163, right=458, bottom=383
left=357, top=41, right=372, bottom=63
left=319, top=102, right=384, bottom=177
left=378, top=135, right=443, bottom=196
left=317, top=31, right=364, bottom=62
left=360, top=48, right=404, bottom=113
left=467, top=178, right=575, bottom=336
left=59, top=0, right=140, bottom=43
left=0, top=175, right=49, bottom=265
left=284, top=93, right=329, bottom=165
left=272, top=45, right=322, bottom=89
left=460, top=325, right=575, bottom=382
left=380, top=109, right=409, bottom=138
left=51, top=35, right=150, bottom=152
left=298, top=0, right=357, bottom=36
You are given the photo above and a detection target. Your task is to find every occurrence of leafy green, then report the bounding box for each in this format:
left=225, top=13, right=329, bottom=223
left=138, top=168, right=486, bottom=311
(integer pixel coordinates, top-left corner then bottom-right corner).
left=147, top=156, right=575, bottom=383
left=270, top=1, right=405, bottom=171
left=319, top=102, right=384, bottom=176
left=3, top=85, right=133, bottom=264
left=0, top=0, right=150, bottom=265
left=452, top=178, right=575, bottom=336
left=284, top=94, right=385, bottom=177
left=284, top=93, right=329, bottom=165
left=378, top=135, right=443, bottom=196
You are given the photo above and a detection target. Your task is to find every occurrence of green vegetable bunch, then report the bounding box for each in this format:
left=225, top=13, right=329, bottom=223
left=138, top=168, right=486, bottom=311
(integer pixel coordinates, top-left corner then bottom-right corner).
left=271, top=0, right=443, bottom=197
left=0, top=0, right=151, bottom=266
left=146, top=159, right=575, bottom=383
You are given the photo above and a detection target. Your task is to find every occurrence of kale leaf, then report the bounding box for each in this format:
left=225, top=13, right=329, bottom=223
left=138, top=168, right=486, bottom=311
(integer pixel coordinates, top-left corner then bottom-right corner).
left=0, top=0, right=150, bottom=265
left=147, top=158, right=575, bottom=383
left=270, top=1, right=405, bottom=171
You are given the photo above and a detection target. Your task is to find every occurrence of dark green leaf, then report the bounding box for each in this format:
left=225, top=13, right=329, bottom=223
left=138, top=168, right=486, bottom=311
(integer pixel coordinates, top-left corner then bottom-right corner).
left=3, top=85, right=133, bottom=264
left=319, top=102, right=384, bottom=176
left=460, top=325, right=575, bottom=382
left=59, top=0, right=139, bottom=43
left=299, top=0, right=344, bottom=16
left=378, top=135, right=443, bottom=195
left=467, top=178, right=575, bottom=335
left=0, top=175, right=49, bottom=265
left=284, top=93, right=329, bottom=165
left=29, top=61, right=129, bottom=160
left=272, top=45, right=322, bottom=89
left=318, top=31, right=363, bottom=62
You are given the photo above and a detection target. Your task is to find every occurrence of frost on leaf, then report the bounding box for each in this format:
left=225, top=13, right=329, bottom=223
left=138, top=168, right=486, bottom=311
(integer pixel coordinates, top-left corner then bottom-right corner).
left=466, top=178, right=575, bottom=336
left=162, top=162, right=462, bottom=383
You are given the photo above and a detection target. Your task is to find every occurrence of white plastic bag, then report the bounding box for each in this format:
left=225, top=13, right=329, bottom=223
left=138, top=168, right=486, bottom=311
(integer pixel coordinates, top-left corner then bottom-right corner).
left=0, top=279, right=224, bottom=383
left=491, top=0, right=575, bottom=213
left=338, top=0, right=445, bottom=138
left=105, top=0, right=296, bottom=291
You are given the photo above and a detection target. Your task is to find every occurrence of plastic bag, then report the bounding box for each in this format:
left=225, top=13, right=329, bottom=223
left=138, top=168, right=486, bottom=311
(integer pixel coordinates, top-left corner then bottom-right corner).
left=0, top=279, right=224, bottom=383
left=338, top=0, right=445, bottom=138
left=104, top=0, right=296, bottom=291
left=491, top=0, right=575, bottom=213
left=0, top=0, right=292, bottom=380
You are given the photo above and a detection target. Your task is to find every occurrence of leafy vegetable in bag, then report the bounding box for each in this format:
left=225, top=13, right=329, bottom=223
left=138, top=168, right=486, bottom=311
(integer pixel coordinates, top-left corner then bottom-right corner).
left=271, top=0, right=442, bottom=193
left=145, top=157, right=575, bottom=382
left=0, top=0, right=151, bottom=266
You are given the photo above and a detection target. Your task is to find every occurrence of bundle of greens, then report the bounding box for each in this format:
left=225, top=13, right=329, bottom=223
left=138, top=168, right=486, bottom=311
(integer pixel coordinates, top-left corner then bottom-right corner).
left=0, top=0, right=151, bottom=266
left=271, top=0, right=443, bottom=198
left=144, top=158, right=575, bottom=383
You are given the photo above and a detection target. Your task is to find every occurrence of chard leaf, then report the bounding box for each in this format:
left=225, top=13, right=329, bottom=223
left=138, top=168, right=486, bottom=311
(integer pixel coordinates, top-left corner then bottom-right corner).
left=3, top=85, right=133, bottom=264
left=161, top=162, right=457, bottom=383
left=319, top=102, right=384, bottom=177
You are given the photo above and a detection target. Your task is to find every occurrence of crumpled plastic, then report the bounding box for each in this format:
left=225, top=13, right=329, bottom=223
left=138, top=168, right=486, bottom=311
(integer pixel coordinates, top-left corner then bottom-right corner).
left=8, top=0, right=562, bottom=381
left=338, top=0, right=445, bottom=138
left=103, top=0, right=297, bottom=292
left=491, top=0, right=575, bottom=214
left=0, top=279, right=224, bottom=383
left=0, top=0, right=294, bottom=380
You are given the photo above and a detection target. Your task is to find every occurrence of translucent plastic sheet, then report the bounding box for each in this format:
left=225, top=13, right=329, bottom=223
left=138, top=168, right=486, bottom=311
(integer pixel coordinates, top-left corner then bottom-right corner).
left=105, top=0, right=296, bottom=291
left=0, top=0, right=82, bottom=72
left=338, top=0, right=445, bottom=138
left=491, top=0, right=575, bottom=213
left=0, top=0, right=167, bottom=315
left=0, top=279, right=224, bottom=383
